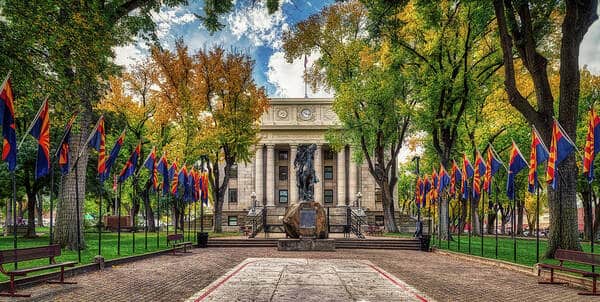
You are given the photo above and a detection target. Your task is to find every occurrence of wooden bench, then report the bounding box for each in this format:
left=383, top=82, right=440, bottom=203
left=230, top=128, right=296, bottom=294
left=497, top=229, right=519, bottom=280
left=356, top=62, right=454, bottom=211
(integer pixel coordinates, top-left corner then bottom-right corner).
left=0, top=245, right=76, bottom=297
left=240, top=226, right=252, bottom=237
left=166, top=233, right=193, bottom=255
left=538, top=249, right=600, bottom=295
left=366, top=225, right=384, bottom=237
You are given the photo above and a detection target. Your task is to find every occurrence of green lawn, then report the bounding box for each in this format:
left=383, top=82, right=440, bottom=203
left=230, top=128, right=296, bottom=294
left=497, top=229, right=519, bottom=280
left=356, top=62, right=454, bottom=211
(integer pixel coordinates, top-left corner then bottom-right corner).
left=0, top=228, right=240, bottom=282
left=386, top=232, right=600, bottom=272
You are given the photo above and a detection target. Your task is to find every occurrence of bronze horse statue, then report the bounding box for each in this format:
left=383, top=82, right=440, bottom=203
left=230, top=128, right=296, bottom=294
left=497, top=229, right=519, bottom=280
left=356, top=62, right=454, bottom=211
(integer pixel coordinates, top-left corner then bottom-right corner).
left=294, top=144, right=319, bottom=202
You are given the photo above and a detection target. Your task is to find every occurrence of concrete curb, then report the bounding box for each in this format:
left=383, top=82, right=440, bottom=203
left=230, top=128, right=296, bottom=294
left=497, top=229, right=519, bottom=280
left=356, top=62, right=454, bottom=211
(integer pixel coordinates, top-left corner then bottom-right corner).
left=0, top=246, right=186, bottom=291
left=433, top=248, right=595, bottom=292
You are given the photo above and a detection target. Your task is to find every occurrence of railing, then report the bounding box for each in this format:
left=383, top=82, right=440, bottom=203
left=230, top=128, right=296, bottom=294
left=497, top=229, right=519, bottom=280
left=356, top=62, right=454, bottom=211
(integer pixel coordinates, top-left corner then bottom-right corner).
left=246, top=207, right=264, bottom=238
left=348, top=208, right=366, bottom=239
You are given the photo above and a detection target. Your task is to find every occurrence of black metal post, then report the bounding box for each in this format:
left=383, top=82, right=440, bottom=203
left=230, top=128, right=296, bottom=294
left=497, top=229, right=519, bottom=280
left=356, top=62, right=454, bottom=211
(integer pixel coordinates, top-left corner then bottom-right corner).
left=117, top=183, right=121, bottom=256
left=458, top=198, right=461, bottom=252
left=481, top=190, right=484, bottom=257
left=200, top=200, right=204, bottom=233
left=495, top=182, right=499, bottom=259
left=187, top=203, right=191, bottom=242
left=513, top=180, right=516, bottom=263
left=144, top=192, right=148, bottom=250
left=132, top=182, right=135, bottom=255
left=74, top=165, right=82, bottom=263
left=536, top=185, right=540, bottom=264
left=446, top=194, right=450, bottom=250
left=468, top=191, right=471, bottom=255
left=98, top=177, right=102, bottom=256
left=49, top=165, right=55, bottom=246
left=12, top=171, right=17, bottom=269
left=590, top=182, right=595, bottom=273
left=157, top=190, right=160, bottom=248
left=194, top=200, right=197, bottom=243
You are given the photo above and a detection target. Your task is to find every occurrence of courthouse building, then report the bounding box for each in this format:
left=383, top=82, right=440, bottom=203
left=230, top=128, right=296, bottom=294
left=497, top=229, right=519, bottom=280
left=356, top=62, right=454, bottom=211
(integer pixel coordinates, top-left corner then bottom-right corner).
left=220, top=98, right=400, bottom=232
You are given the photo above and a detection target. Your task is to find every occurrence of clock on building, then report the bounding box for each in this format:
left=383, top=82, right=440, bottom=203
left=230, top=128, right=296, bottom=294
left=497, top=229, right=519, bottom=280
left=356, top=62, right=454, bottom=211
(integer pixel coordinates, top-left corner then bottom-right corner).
left=300, top=108, right=312, bottom=120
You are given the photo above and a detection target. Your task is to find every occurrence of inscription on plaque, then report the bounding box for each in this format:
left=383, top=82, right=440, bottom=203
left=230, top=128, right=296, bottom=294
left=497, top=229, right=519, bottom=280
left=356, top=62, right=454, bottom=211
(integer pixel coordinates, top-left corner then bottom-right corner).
left=299, top=209, right=316, bottom=229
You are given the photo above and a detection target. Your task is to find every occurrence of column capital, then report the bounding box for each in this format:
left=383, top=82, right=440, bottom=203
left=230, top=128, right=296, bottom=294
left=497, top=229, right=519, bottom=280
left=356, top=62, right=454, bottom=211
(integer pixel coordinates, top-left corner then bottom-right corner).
left=266, top=143, right=276, bottom=149
left=289, top=143, right=299, bottom=148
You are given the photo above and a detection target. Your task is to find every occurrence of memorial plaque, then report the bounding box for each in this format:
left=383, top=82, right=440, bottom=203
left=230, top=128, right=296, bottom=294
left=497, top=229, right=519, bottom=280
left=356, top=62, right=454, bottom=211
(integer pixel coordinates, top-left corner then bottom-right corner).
left=300, top=209, right=316, bottom=229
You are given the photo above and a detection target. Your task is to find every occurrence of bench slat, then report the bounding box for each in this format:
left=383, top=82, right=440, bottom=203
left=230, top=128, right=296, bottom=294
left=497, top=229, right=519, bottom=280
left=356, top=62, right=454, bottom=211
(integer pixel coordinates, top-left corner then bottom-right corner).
left=555, top=249, right=600, bottom=266
left=10, top=261, right=76, bottom=275
left=0, top=245, right=61, bottom=264
left=539, top=263, right=600, bottom=277
left=167, top=234, right=184, bottom=241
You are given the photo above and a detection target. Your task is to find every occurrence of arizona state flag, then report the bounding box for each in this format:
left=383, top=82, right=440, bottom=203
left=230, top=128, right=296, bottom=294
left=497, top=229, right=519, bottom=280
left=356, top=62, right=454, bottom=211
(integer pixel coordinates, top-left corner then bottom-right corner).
left=118, top=143, right=140, bottom=183
left=507, top=141, right=528, bottom=200
left=157, top=152, right=170, bottom=194
left=473, top=151, right=486, bottom=200
left=143, top=146, right=158, bottom=191
left=431, top=169, right=438, bottom=190
left=438, top=164, right=450, bottom=192
left=461, top=153, right=474, bottom=199
left=29, top=99, right=50, bottom=179
left=57, top=112, right=78, bottom=175
left=193, top=170, right=201, bottom=201
left=583, top=109, right=600, bottom=183
left=483, top=145, right=504, bottom=194
left=422, top=176, right=431, bottom=208
left=0, top=75, right=17, bottom=171
left=100, top=129, right=126, bottom=183
left=450, top=160, right=462, bottom=196
left=179, top=164, right=189, bottom=200
left=201, top=171, right=209, bottom=205
left=546, top=119, right=576, bottom=189
left=169, top=160, right=179, bottom=196
left=528, top=127, right=549, bottom=192
left=88, top=116, right=106, bottom=175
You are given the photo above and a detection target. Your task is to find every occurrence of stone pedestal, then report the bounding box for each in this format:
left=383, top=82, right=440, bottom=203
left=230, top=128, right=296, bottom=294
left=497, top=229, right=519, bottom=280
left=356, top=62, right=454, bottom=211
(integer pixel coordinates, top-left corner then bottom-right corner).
left=282, top=201, right=328, bottom=239
left=277, top=239, right=336, bottom=251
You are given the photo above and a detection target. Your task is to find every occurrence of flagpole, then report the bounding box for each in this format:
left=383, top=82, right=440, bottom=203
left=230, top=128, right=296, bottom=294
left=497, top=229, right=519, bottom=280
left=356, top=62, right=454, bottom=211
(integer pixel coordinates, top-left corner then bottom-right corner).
left=187, top=203, right=191, bottom=242
left=495, top=182, right=499, bottom=259
left=481, top=190, right=485, bottom=257
left=194, top=200, right=197, bottom=244
left=590, top=181, right=595, bottom=273
left=157, top=189, right=161, bottom=248
left=11, top=171, right=17, bottom=270
left=458, top=196, right=461, bottom=252
left=536, top=184, right=540, bottom=264
left=446, top=193, right=450, bottom=250
left=513, top=180, right=517, bottom=263
left=144, top=187, right=148, bottom=251
left=17, top=98, right=48, bottom=149
left=97, top=177, right=103, bottom=257
left=74, top=164, right=82, bottom=264
left=49, top=164, right=55, bottom=247
left=132, top=179, right=136, bottom=255
left=468, top=189, right=471, bottom=255
left=117, top=182, right=121, bottom=256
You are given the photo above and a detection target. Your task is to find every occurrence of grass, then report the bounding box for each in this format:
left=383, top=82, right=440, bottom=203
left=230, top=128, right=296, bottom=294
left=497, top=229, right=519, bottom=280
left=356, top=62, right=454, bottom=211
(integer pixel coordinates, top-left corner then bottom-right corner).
left=386, top=231, right=600, bottom=273
left=0, top=228, right=240, bottom=282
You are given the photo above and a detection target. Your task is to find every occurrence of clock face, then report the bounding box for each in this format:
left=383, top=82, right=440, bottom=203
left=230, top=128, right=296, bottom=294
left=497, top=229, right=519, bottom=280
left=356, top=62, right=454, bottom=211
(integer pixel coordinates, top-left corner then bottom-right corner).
left=300, top=108, right=312, bottom=119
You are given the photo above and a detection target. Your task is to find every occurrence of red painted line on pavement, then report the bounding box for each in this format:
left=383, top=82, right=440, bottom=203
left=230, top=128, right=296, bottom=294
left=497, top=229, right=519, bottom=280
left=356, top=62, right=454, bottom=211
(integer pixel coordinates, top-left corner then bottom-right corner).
left=194, top=260, right=255, bottom=302
left=367, top=263, right=429, bottom=302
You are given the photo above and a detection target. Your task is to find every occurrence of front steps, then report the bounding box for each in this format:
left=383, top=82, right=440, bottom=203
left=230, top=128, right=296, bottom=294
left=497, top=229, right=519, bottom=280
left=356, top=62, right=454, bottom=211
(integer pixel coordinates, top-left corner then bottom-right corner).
left=207, top=238, right=422, bottom=251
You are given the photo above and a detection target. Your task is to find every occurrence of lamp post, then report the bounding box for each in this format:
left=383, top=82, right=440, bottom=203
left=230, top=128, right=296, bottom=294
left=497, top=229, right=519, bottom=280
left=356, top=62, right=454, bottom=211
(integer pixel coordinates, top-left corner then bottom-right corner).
left=356, top=191, right=362, bottom=208
left=412, top=156, right=420, bottom=222
left=251, top=191, right=257, bottom=211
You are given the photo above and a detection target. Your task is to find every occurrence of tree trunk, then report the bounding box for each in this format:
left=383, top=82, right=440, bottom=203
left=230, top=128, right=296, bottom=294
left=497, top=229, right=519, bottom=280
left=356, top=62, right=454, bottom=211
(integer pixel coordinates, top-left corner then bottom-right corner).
left=380, top=180, right=398, bottom=233
left=25, top=192, right=37, bottom=238
left=517, top=198, right=524, bottom=235
left=487, top=212, right=496, bottom=235
left=55, top=113, right=90, bottom=250
left=142, top=180, right=156, bottom=232
left=582, top=189, right=593, bottom=241
left=36, top=193, right=44, bottom=227
left=440, top=197, right=451, bottom=240
left=471, top=197, right=480, bottom=235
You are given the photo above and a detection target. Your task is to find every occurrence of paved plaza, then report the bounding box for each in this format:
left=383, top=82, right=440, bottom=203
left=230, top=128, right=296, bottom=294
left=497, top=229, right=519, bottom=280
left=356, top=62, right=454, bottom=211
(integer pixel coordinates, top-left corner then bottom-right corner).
left=1, top=248, right=595, bottom=302
left=186, top=258, right=431, bottom=301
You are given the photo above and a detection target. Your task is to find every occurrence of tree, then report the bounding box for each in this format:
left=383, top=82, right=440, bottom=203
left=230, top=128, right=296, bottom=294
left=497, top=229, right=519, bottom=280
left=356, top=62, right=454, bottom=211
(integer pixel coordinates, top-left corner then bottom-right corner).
left=283, top=1, right=413, bottom=232
left=492, top=0, right=598, bottom=256
left=1, top=0, right=189, bottom=249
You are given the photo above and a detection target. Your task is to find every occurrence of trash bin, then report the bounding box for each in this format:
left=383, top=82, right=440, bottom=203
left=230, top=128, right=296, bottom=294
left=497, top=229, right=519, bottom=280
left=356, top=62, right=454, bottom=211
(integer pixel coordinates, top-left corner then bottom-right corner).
left=197, top=232, right=209, bottom=248
left=419, top=234, right=431, bottom=252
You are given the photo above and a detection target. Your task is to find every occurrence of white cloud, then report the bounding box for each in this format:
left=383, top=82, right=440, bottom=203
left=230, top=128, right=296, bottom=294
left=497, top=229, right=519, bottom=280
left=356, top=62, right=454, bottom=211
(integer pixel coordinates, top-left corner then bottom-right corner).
left=581, top=18, right=600, bottom=74
left=226, top=2, right=287, bottom=48
left=267, top=51, right=332, bottom=98
left=114, top=43, right=145, bottom=67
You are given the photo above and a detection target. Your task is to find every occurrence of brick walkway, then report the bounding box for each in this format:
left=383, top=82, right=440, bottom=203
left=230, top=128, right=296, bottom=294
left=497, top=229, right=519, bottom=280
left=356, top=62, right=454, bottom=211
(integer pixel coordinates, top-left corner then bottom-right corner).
left=1, top=248, right=593, bottom=302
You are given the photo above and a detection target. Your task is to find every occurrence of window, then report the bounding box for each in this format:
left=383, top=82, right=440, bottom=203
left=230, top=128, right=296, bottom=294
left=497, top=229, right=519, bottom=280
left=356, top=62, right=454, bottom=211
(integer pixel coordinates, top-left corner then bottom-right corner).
left=324, top=189, right=334, bottom=203
left=375, top=215, right=384, bottom=226
left=279, top=166, right=288, bottom=181
left=229, top=164, right=238, bottom=179
left=375, top=187, right=382, bottom=203
left=279, top=190, right=288, bottom=203
left=279, top=150, right=288, bottom=161
left=228, top=216, right=238, bottom=226
left=228, top=188, right=238, bottom=203
left=324, top=166, right=334, bottom=180
left=324, top=149, right=335, bottom=160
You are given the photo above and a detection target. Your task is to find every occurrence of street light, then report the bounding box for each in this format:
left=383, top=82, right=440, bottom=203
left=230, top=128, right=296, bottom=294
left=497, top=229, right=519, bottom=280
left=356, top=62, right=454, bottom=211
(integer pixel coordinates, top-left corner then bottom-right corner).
left=251, top=191, right=257, bottom=209
left=356, top=191, right=362, bottom=208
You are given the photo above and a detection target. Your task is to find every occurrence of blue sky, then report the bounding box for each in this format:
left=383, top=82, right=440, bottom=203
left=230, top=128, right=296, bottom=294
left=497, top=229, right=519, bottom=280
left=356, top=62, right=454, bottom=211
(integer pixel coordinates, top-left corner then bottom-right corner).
left=115, top=1, right=600, bottom=98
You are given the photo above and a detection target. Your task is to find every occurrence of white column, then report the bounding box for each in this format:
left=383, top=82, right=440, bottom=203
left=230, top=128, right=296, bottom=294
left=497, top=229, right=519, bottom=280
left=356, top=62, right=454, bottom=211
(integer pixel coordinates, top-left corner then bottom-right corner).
left=314, top=144, right=323, bottom=203
left=349, top=146, right=358, bottom=205
left=255, top=145, right=264, bottom=205
left=337, top=146, right=347, bottom=205
left=266, top=144, right=275, bottom=206
left=289, top=144, right=298, bottom=204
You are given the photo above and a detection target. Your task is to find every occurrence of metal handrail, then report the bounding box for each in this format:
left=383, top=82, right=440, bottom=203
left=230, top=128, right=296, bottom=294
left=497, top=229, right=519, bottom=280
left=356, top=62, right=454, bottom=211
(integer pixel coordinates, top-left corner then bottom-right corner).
left=246, top=207, right=264, bottom=238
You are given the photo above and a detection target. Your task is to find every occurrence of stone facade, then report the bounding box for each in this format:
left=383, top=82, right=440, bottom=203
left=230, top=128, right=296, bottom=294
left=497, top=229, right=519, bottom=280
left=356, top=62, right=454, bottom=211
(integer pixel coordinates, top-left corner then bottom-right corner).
left=221, top=98, right=398, bottom=231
